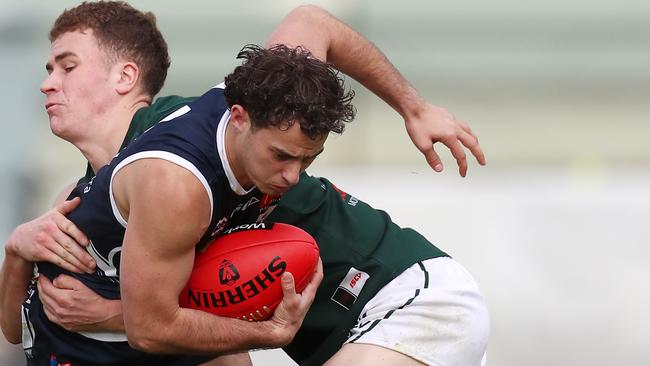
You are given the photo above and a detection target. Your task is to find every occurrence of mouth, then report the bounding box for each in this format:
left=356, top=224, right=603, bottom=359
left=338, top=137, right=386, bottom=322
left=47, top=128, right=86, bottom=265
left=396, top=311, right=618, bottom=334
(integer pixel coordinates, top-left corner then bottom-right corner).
left=270, top=184, right=290, bottom=193
left=45, top=102, right=60, bottom=112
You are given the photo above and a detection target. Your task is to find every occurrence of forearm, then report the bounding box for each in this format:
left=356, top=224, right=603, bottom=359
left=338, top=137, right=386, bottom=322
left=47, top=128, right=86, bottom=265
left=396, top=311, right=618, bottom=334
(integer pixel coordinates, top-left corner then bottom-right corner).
left=0, top=249, right=33, bottom=343
left=126, top=307, right=280, bottom=355
left=80, top=299, right=124, bottom=332
left=269, top=5, right=426, bottom=118
left=97, top=304, right=125, bottom=332
left=324, top=18, right=426, bottom=119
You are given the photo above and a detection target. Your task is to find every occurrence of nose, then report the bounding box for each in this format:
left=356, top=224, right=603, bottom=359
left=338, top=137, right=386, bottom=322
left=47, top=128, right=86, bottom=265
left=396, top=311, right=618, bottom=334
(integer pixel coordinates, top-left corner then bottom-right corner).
left=281, top=161, right=301, bottom=187
left=40, top=72, right=58, bottom=95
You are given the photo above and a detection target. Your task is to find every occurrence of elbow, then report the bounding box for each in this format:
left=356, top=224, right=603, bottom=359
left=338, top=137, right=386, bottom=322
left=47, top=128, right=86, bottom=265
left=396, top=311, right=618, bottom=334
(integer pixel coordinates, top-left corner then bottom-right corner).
left=290, top=4, right=329, bottom=23
left=127, top=331, right=164, bottom=353
left=5, top=334, right=21, bottom=345
left=125, top=321, right=170, bottom=354
left=293, top=4, right=325, bottom=13
left=0, top=319, right=22, bottom=344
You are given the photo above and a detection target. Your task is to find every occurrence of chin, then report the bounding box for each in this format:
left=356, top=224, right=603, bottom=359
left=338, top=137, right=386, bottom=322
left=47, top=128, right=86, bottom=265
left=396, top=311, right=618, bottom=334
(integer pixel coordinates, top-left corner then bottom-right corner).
left=258, top=185, right=284, bottom=196
left=50, top=122, right=74, bottom=142
left=49, top=121, right=65, bottom=137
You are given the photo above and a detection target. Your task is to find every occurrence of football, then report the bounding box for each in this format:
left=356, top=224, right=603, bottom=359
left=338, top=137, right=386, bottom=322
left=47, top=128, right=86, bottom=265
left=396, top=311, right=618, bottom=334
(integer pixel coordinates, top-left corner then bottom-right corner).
left=179, top=222, right=319, bottom=321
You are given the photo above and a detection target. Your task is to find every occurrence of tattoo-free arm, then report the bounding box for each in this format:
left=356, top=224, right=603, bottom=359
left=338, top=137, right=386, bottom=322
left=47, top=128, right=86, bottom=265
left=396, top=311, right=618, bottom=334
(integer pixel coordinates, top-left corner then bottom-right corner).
left=267, top=5, right=486, bottom=176
left=0, top=182, right=89, bottom=343
left=115, top=159, right=317, bottom=354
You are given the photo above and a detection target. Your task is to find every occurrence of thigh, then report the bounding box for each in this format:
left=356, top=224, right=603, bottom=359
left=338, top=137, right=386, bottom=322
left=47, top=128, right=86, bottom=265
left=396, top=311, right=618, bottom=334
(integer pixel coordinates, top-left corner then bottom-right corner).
left=325, top=343, right=424, bottom=366
left=336, top=257, right=490, bottom=366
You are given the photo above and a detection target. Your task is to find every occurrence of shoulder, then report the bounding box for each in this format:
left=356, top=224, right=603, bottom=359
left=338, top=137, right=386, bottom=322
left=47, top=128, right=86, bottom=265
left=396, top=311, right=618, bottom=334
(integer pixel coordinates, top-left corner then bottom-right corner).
left=133, top=95, right=197, bottom=127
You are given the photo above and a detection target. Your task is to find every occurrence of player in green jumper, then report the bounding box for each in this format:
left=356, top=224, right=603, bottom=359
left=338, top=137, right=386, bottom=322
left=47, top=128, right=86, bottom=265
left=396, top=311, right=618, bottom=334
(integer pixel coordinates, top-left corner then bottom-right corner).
left=69, top=95, right=489, bottom=365
left=1, top=3, right=489, bottom=366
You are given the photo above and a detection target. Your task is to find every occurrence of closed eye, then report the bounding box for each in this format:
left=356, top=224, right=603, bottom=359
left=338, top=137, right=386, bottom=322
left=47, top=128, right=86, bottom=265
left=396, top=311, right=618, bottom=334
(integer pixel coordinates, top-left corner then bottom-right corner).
left=275, top=153, right=293, bottom=161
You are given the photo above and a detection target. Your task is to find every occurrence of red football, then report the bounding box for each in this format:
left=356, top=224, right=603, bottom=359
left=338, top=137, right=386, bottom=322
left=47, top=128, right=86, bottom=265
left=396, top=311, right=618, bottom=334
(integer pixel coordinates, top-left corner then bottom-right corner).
left=179, top=222, right=319, bottom=321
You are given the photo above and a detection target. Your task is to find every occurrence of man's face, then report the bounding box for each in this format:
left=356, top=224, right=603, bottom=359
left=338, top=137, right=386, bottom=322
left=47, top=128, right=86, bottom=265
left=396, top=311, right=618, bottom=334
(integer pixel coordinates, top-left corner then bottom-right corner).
left=235, top=118, right=326, bottom=196
left=41, top=30, right=117, bottom=142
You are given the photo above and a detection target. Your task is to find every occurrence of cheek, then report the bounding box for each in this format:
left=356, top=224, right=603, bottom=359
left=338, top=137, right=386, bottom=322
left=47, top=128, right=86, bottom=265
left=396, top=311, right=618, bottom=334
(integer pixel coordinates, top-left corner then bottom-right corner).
left=68, top=72, right=110, bottom=111
left=255, top=156, right=281, bottom=178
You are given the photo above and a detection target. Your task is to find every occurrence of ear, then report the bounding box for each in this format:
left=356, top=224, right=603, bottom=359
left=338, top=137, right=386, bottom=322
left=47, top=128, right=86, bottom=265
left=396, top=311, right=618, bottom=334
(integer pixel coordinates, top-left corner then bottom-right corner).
left=229, top=104, right=252, bottom=133
left=115, top=62, right=140, bottom=95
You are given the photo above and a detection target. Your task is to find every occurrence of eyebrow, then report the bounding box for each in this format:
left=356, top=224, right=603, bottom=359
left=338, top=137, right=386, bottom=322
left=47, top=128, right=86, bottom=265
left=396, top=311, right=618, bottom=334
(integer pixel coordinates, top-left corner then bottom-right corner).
left=45, top=51, right=77, bottom=72
left=272, top=146, right=324, bottom=160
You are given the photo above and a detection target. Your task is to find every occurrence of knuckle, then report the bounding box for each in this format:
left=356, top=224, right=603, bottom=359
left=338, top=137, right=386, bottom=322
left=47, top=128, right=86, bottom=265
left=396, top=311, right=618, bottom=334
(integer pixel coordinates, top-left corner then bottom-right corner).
left=60, top=240, right=71, bottom=251
left=34, top=232, right=49, bottom=245
left=442, top=131, right=456, bottom=141
left=59, top=250, right=70, bottom=260
left=60, top=220, right=70, bottom=232
left=35, top=248, right=49, bottom=260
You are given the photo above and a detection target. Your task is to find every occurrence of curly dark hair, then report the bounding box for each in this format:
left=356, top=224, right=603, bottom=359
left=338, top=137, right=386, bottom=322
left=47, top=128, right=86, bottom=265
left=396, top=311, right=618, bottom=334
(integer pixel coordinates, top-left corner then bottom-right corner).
left=49, top=1, right=170, bottom=98
left=224, top=44, right=355, bottom=139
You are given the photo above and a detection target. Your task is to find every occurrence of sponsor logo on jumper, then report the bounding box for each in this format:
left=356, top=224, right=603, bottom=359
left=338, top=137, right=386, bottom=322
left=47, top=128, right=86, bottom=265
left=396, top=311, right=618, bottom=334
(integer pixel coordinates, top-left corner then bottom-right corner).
left=230, top=197, right=260, bottom=218
left=186, top=256, right=286, bottom=309
left=210, top=217, right=229, bottom=237
left=83, top=176, right=96, bottom=194
left=331, top=267, right=370, bottom=310
left=218, top=260, right=240, bottom=285
left=349, top=272, right=363, bottom=288
left=222, top=222, right=272, bottom=235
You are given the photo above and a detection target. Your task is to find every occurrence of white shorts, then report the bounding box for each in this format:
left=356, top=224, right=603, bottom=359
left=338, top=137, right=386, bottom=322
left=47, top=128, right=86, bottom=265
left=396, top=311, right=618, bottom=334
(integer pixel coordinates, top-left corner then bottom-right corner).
left=345, top=257, right=490, bottom=366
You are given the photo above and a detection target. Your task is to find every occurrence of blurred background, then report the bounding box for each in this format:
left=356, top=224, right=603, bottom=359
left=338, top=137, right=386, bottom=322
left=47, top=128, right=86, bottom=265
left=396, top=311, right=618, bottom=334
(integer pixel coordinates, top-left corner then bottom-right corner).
left=1, top=0, right=649, bottom=365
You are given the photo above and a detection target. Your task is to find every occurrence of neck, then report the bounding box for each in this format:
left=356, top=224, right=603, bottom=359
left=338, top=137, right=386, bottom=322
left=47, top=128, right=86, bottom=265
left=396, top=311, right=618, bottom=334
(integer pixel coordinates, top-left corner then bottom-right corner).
left=224, top=120, right=252, bottom=189
left=78, top=97, right=150, bottom=173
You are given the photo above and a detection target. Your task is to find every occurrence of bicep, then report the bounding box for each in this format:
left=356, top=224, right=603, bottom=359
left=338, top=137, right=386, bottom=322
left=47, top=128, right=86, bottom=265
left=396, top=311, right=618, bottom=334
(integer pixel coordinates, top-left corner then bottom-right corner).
left=113, top=159, right=211, bottom=328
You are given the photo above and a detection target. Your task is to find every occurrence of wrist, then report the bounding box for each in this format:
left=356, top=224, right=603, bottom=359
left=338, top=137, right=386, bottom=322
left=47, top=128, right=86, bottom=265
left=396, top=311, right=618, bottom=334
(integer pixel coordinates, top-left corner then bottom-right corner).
left=400, top=93, right=428, bottom=121
left=256, top=320, right=292, bottom=348
left=103, top=300, right=125, bottom=330
left=4, top=244, right=30, bottom=266
left=4, top=235, right=18, bottom=256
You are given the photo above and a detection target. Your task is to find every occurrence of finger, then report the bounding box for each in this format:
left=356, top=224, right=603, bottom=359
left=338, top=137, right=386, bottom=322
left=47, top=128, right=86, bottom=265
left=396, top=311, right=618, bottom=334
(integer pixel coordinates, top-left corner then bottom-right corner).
left=458, top=129, right=486, bottom=166
left=37, top=276, right=57, bottom=308
left=40, top=299, right=59, bottom=324
left=56, top=197, right=82, bottom=215
left=52, top=230, right=95, bottom=272
left=301, top=259, right=323, bottom=299
left=421, top=146, right=444, bottom=172
left=40, top=276, right=75, bottom=313
left=280, top=272, right=297, bottom=298
left=57, top=216, right=90, bottom=247
left=48, top=232, right=92, bottom=273
left=42, top=246, right=88, bottom=274
left=52, top=274, right=81, bottom=291
left=457, top=119, right=475, bottom=136
left=311, top=258, right=323, bottom=287
left=39, top=296, right=68, bottom=329
left=456, top=121, right=486, bottom=166
left=443, top=138, right=468, bottom=177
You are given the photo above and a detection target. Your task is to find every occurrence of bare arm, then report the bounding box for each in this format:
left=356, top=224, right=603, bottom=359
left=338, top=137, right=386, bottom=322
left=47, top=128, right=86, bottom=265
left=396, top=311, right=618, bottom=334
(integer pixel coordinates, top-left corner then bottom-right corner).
left=0, top=248, right=32, bottom=343
left=115, top=159, right=320, bottom=354
left=0, top=183, right=94, bottom=343
left=37, top=274, right=124, bottom=332
left=267, top=5, right=486, bottom=176
left=3, top=182, right=93, bottom=273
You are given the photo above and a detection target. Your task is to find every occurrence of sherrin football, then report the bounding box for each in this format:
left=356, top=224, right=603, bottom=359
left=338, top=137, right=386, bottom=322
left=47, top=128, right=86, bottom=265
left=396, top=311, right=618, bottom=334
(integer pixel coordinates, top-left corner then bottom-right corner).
left=179, top=222, right=319, bottom=321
